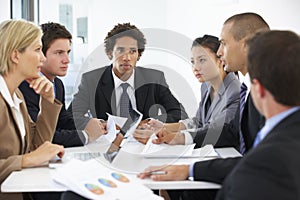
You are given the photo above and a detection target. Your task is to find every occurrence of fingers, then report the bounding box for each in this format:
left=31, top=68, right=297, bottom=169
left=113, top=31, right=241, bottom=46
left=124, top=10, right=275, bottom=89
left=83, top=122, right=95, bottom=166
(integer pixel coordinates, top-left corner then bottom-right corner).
left=112, top=133, right=124, bottom=146
left=22, top=141, right=64, bottom=168
left=85, top=118, right=107, bottom=142
left=138, top=165, right=190, bottom=181
left=28, top=76, right=54, bottom=103
left=133, top=134, right=149, bottom=144
left=134, top=129, right=153, bottom=138
left=138, top=165, right=171, bottom=181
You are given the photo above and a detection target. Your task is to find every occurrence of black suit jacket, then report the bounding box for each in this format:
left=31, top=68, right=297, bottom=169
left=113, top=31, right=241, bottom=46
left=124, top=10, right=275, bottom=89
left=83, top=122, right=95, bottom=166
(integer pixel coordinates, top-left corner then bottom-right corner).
left=241, top=93, right=265, bottom=151
left=193, top=93, right=265, bottom=184
left=69, top=65, right=188, bottom=129
left=19, top=78, right=85, bottom=147
left=216, top=109, right=300, bottom=200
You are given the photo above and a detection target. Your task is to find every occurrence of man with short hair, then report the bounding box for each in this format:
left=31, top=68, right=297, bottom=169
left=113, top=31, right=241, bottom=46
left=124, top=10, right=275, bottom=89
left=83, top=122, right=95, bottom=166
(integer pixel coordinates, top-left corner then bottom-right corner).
left=69, top=23, right=188, bottom=134
left=19, top=22, right=105, bottom=147
left=139, top=12, right=270, bottom=200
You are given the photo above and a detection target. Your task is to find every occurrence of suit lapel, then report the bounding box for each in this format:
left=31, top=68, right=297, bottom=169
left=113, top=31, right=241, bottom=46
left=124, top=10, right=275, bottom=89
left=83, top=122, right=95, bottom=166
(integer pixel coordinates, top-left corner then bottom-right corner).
left=54, top=78, right=64, bottom=103
left=202, top=86, right=211, bottom=122
left=98, top=66, right=117, bottom=115
left=206, top=92, right=221, bottom=122
left=134, top=68, right=149, bottom=112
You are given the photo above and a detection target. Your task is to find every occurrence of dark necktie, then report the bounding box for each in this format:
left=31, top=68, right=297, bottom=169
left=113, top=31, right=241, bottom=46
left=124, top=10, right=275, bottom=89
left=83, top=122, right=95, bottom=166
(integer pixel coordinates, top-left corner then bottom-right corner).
left=120, top=83, right=132, bottom=119
left=53, top=81, right=56, bottom=98
left=239, top=82, right=247, bottom=154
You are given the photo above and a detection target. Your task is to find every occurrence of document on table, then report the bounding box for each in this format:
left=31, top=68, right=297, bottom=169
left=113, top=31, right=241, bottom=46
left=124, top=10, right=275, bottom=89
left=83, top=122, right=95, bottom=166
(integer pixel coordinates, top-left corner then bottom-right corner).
left=101, top=113, right=124, bottom=143
left=141, top=134, right=218, bottom=158
left=52, top=159, right=162, bottom=200
left=102, top=110, right=143, bottom=142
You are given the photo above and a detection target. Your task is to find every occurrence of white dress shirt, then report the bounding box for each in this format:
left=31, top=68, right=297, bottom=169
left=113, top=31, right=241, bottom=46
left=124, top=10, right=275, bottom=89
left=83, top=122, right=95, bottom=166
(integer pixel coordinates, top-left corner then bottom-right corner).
left=112, top=69, right=137, bottom=116
left=0, top=75, right=25, bottom=147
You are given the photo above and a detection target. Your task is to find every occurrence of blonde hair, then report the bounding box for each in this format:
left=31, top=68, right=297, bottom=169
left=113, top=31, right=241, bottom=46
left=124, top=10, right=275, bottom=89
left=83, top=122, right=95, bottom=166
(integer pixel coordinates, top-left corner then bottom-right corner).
left=0, top=19, right=42, bottom=75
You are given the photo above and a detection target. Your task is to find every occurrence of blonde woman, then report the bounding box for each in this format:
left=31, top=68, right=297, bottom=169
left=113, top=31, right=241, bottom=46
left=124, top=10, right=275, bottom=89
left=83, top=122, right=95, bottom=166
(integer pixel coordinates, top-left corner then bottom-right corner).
left=0, top=19, right=64, bottom=199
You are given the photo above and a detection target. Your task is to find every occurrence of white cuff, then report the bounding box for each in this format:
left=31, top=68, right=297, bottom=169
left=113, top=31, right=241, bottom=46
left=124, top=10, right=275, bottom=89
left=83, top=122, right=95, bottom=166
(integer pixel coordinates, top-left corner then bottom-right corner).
left=81, top=130, right=89, bottom=145
left=181, top=130, right=193, bottom=145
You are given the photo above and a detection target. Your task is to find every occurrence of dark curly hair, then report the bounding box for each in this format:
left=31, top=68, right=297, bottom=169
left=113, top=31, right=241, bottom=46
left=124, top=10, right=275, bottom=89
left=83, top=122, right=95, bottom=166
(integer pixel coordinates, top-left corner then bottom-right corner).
left=40, top=22, right=72, bottom=55
left=104, top=23, right=146, bottom=60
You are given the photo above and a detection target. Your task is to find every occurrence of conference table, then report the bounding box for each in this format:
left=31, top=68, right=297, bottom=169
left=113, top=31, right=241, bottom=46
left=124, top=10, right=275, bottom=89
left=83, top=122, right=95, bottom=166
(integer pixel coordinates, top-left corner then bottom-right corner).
left=1, top=138, right=241, bottom=193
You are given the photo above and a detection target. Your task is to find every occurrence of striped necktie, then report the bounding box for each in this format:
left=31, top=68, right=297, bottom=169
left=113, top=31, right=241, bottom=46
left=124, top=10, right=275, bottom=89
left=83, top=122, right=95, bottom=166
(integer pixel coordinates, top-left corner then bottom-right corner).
left=239, top=82, right=247, bottom=154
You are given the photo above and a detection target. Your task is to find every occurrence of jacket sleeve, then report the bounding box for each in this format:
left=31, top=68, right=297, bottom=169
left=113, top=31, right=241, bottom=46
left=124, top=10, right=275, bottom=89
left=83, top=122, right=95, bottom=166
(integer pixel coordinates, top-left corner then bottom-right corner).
left=156, top=72, right=189, bottom=122
left=0, top=155, right=22, bottom=184
left=68, top=73, right=93, bottom=130
left=193, top=157, right=241, bottom=184
left=28, top=96, right=62, bottom=151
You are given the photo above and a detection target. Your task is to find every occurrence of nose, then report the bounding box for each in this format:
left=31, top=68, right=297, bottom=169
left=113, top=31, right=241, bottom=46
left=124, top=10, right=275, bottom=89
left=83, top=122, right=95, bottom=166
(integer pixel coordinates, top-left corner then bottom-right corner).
left=62, top=54, right=71, bottom=64
left=41, top=52, right=46, bottom=62
left=122, top=51, right=131, bottom=61
left=217, top=45, right=223, bottom=57
left=192, top=61, right=201, bottom=70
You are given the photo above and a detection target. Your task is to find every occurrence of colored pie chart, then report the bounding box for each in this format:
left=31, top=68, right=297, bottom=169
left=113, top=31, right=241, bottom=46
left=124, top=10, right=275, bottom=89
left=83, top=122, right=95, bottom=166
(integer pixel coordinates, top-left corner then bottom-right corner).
left=98, top=178, right=117, bottom=188
left=111, top=172, right=130, bottom=183
left=84, top=183, right=104, bottom=195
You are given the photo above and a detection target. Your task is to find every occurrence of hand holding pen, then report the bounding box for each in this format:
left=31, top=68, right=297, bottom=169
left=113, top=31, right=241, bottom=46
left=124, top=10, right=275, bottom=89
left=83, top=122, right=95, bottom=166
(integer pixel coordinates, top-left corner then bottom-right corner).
left=137, top=165, right=190, bottom=181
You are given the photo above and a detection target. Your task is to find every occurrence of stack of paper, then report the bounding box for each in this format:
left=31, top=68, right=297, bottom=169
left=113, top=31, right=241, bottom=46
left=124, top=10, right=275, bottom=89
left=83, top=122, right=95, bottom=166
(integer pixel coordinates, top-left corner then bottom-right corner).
left=52, top=159, right=162, bottom=200
left=141, top=134, right=218, bottom=158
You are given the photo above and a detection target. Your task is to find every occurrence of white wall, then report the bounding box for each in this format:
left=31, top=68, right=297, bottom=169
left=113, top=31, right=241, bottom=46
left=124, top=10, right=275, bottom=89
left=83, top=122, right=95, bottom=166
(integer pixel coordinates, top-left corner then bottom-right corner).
left=0, top=0, right=10, bottom=22
left=37, top=0, right=300, bottom=116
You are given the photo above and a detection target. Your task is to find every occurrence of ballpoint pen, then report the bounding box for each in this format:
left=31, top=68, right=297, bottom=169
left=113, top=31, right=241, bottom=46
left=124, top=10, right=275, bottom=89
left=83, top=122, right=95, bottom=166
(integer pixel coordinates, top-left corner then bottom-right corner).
left=149, top=171, right=167, bottom=175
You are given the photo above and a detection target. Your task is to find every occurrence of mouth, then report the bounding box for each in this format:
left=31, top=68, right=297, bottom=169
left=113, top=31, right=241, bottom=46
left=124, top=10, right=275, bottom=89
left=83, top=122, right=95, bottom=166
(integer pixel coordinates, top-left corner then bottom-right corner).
left=220, top=59, right=226, bottom=66
left=195, top=73, right=202, bottom=78
left=60, top=66, right=68, bottom=71
left=120, top=64, right=131, bottom=69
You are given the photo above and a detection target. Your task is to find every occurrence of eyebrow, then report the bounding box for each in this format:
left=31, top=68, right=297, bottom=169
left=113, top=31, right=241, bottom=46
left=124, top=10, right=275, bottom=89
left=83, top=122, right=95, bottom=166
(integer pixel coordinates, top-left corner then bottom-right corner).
left=116, top=47, right=137, bottom=51
left=54, top=49, right=71, bottom=53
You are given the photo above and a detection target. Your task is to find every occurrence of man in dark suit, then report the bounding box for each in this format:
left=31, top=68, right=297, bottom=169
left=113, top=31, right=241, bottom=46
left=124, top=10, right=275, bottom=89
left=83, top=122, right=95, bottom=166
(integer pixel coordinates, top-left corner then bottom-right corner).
left=216, top=30, right=300, bottom=199
left=139, top=30, right=300, bottom=200
left=19, top=22, right=106, bottom=148
left=139, top=12, right=270, bottom=200
left=69, top=23, right=188, bottom=132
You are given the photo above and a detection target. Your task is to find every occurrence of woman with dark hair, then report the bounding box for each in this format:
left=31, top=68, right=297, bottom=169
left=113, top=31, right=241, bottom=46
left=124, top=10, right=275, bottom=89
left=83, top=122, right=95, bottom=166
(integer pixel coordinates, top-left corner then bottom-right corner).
left=134, top=35, right=240, bottom=149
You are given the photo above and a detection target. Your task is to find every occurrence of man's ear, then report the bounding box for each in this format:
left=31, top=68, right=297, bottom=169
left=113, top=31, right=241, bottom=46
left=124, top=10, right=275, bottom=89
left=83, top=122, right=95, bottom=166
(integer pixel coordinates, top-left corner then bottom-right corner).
left=10, top=49, right=19, bottom=64
left=252, top=79, right=266, bottom=98
left=107, top=51, right=113, bottom=60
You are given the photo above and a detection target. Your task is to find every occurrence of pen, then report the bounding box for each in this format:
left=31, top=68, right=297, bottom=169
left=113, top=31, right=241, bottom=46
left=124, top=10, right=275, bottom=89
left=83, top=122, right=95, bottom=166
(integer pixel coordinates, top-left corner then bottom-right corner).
left=149, top=171, right=167, bottom=175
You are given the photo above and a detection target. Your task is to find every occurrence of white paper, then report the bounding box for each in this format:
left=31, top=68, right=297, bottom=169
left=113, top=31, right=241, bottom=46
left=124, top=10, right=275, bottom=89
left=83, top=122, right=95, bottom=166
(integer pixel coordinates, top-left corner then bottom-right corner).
left=52, top=159, right=161, bottom=200
left=102, top=113, right=119, bottom=143
left=141, top=134, right=195, bottom=158
left=123, top=109, right=143, bottom=139
left=107, top=114, right=127, bottom=128
left=141, top=134, right=218, bottom=158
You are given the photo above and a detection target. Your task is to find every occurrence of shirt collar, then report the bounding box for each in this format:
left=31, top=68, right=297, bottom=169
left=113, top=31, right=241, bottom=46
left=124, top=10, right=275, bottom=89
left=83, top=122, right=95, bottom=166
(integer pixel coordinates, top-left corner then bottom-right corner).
left=242, top=73, right=251, bottom=89
left=112, top=69, right=135, bottom=89
left=257, top=106, right=300, bottom=143
left=0, top=75, right=22, bottom=109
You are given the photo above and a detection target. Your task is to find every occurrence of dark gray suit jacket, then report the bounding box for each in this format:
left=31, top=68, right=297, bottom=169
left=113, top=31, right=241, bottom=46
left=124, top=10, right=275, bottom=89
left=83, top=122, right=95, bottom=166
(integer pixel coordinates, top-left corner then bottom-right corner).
left=69, top=65, right=188, bottom=129
left=216, top=109, right=300, bottom=200
left=191, top=72, right=240, bottom=149
left=19, top=78, right=86, bottom=147
left=192, top=93, right=265, bottom=184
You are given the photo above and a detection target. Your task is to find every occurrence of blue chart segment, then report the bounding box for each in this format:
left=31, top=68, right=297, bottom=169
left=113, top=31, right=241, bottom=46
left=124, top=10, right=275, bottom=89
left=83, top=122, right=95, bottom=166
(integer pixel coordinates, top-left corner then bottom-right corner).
left=111, top=172, right=130, bottom=183
left=84, top=183, right=104, bottom=195
left=98, top=178, right=117, bottom=188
